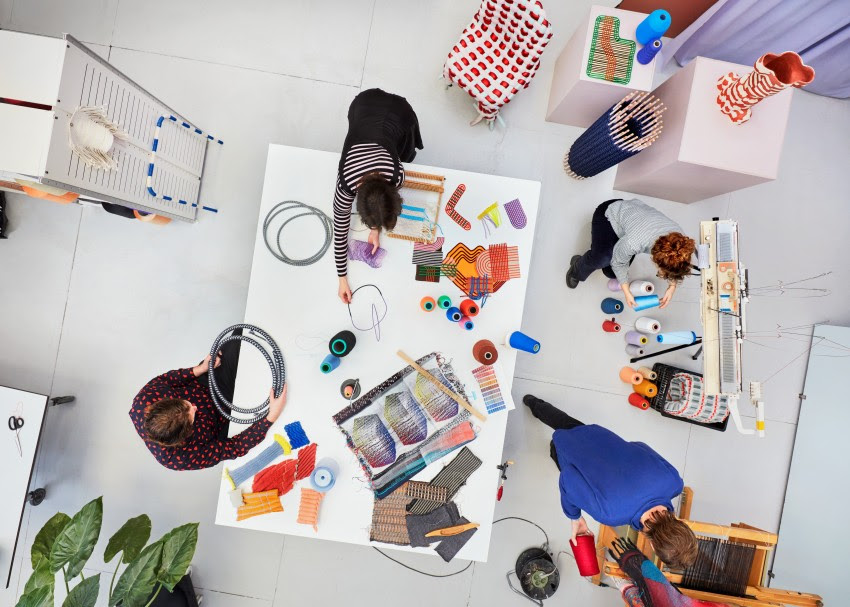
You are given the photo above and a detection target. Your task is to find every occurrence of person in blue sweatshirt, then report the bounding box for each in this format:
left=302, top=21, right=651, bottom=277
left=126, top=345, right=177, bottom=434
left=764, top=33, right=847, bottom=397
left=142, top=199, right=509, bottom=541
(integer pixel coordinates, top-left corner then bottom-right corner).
left=523, top=394, right=698, bottom=570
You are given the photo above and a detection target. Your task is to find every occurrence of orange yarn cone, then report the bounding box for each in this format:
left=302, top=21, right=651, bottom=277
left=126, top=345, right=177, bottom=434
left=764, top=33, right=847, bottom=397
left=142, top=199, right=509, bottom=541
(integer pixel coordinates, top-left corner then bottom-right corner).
left=619, top=366, right=643, bottom=385
left=634, top=380, right=657, bottom=398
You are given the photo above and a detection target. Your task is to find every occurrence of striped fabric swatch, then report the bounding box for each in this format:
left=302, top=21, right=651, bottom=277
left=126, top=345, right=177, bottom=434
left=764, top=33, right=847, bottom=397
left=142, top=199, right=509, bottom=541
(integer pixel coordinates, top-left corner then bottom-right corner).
left=237, top=490, right=283, bottom=521
left=471, top=364, right=506, bottom=414
left=412, top=249, right=444, bottom=266
left=370, top=482, right=413, bottom=545
left=415, top=265, right=441, bottom=283
left=252, top=459, right=296, bottom=495
left=407, top=447, right=482, bottom=515
left=413, top=237, right=445, bottom=252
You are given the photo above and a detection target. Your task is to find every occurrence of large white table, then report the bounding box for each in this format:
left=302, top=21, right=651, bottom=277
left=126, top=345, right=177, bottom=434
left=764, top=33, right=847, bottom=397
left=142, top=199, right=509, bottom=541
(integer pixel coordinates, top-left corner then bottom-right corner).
left=2, top=386, right=48, bottom=587
left=214, top=145, right=540, bottom=561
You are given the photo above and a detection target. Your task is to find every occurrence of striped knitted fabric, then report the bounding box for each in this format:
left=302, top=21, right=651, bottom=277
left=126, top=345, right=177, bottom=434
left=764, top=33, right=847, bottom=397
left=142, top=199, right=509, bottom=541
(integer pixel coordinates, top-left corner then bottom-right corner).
left=296, top=488, right=324, bottom=531
left=237, top=490, right=283, bottom=521
left=408, top=447, right=482, bottom=515
left=370, top=482, right=413, bottom=545
left=224, top=434, right=289, bottom=489
left=295, top=443, right=318, bottom=480
left=284, top=421, right=310, bottom=449
left=252, top=459, right=297, bottom=495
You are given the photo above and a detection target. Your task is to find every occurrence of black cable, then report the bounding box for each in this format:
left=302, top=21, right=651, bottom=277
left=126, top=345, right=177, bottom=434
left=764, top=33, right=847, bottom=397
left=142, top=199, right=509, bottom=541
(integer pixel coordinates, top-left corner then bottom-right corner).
left=372, top=516, right=550, bottom=578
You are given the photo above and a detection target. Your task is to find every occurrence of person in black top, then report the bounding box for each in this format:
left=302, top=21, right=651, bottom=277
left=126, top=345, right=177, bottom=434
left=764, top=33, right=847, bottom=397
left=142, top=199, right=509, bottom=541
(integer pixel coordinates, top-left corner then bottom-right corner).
left=333, top=89, right=423, bottom=302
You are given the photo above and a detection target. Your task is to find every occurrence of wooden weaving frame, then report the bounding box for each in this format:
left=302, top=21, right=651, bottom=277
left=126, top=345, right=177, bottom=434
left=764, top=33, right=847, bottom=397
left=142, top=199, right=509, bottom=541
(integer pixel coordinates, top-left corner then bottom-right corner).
left=387, top=170, right=445, bottom=244
left=592, top=487, right=823, bottom=607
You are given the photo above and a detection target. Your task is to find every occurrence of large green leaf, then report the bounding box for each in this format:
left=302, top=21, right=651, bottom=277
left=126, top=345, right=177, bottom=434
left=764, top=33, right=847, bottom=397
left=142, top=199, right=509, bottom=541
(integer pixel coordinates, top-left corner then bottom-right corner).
left=23, top=558, right=54, bottom=596
left=104, top=514, right=152, bottom=563
left=14, top=585, right=52, bottom=607
left=109, top=541, right=162, bottom=607
left=49, top=497, right=103, bottom=580
left=62, top=573, right=100, bottom=607
left=31, top=512, right=71, bottom=568
left=156, top=523, right=198, bottom=592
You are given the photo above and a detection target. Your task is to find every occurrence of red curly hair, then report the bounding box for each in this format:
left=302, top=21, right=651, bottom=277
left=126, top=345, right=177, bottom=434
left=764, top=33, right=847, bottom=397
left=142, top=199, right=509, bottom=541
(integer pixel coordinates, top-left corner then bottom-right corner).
left=651, top=232, right=695, bottom=282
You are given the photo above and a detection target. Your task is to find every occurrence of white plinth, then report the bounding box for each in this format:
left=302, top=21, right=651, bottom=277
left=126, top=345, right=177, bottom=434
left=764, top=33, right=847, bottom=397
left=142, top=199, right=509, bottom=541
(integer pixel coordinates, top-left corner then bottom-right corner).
left=614, top=57, right=794, bottom=203
left=214, top=145, right=541, bottom=563
left=546, top=5, right=658, bottom=128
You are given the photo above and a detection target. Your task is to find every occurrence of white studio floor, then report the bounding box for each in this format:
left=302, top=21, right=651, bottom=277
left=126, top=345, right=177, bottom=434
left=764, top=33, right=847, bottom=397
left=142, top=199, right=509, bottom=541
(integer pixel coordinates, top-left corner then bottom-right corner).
left=1, top=1, right=849, bottom=606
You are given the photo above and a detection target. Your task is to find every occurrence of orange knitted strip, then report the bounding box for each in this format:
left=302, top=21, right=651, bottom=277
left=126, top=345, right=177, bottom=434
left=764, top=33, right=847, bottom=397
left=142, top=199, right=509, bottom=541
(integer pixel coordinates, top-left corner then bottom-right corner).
left=296, top=488, right=324, bottom=531
left=237, top=490, right=283, bottom=521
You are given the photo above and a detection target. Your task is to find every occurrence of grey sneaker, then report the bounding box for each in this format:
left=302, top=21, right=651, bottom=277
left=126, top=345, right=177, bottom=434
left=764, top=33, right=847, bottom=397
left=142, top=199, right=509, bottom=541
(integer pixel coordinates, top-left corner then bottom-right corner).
left=566, top=255, right=581, bottom=289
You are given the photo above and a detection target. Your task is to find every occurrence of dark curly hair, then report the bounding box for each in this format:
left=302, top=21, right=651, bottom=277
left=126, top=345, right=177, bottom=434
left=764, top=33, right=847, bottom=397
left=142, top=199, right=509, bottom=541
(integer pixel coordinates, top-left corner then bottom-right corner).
left=144, top=399, right=193, bottom=447
left=651, top=232, right=695, bottom=283
left=356, top=173, right=402, bottom=231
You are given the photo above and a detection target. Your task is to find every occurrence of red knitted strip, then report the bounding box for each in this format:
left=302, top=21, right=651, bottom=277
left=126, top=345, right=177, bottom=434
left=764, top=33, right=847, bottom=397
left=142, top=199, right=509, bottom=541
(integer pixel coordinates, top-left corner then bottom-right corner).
left=295, top=443, right=317, bottom=480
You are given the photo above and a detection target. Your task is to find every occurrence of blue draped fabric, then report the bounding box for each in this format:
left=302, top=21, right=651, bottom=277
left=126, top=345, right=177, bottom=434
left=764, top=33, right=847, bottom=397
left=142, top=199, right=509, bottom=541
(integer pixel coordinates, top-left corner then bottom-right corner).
left=672, top=0, right=850, bottom=98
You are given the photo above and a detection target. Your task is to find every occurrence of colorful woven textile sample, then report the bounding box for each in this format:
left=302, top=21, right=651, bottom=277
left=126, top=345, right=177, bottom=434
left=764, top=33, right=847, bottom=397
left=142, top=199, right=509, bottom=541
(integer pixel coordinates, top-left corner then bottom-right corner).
left=444, top=242, right=516, bottom=296
left=284, top=421, right=310, bottom=449
left=370, top=482, right=413, bottom=545
left=252, top=459, right=297, bottom=495
left=295, top=443, right=317, bottom=480
left=387, top=171, right=445, bottom=244
left=443, top=0, right=553, bottom=123
left=412, top=249, right=444, bottom=266
left=408, top=447, right=483, bottom=515
left=413, top=237, right=445, bottom=253
left=471, top=364, right=506, bottom=414
left=415, top=264, right=457, bottom=283
left=348, top=239, right=387, bottom=268
left=420, top=421, right=476, bottom=463
left=586, top=15, right=636, bottom=84
left=352, top=415, right=397, bottom=467
left=333, top=352, right=476, bottom=497
left=385, top=392, right=429, bottom=445
left=296, top=488, right=324, bottom=531
left=504, top=198, right=526, bottom=229
left=237, top=490, right=283, bottom=521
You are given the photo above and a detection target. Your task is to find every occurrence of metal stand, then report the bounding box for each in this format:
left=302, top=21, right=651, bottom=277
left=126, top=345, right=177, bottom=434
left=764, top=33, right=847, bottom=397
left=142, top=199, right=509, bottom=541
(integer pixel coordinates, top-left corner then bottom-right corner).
left=629, top=338, right=702, bottom=364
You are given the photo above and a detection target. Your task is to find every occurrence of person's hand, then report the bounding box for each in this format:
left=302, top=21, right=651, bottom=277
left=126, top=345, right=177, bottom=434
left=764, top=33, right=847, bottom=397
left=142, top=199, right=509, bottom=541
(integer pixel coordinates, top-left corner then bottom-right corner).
left=266, top=384, right=288, bottom=423
left=570, top=517, right=590, bottom=545
left=338, top=276, right=353, bottom=304
left=367, top=228, right=381, bottom=255
left=193, top=353, right=221, bottom=377
left=620, top=284, right=637, bottom=309
left=659, top=283, right=677, bottom=309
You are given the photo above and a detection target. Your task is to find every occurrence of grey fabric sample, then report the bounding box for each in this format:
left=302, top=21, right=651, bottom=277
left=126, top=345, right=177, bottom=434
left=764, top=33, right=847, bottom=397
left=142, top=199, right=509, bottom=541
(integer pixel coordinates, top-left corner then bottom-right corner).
left=406, top=504, right=454, bottom=547
left=434, top=515, right=477, bottom=562
left=408, top=447, right=482, bottom=515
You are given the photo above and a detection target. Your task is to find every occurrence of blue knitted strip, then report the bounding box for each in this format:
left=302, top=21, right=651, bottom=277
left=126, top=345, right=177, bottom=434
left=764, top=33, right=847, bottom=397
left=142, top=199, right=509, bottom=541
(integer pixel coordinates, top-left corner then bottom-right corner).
left=229, top=440, right=283, bottom=487
left=284, top=421, right=309, bottom=449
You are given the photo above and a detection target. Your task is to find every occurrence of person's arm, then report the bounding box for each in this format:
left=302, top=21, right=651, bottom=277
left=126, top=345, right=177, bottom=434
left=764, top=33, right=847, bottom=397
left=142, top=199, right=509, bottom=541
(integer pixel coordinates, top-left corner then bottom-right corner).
left=610, top=237, right=638, bottom=299
left=659, top=281, right=677, bottom=309
left=333, top=178, right=355, bottom=302
left=159, top=385, right=288, bottom=471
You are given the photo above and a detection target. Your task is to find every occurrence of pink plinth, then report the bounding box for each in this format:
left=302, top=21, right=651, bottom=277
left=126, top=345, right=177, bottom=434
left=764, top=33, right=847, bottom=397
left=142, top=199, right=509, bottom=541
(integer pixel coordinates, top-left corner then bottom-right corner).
left=614, top=57, right=794, bottom=204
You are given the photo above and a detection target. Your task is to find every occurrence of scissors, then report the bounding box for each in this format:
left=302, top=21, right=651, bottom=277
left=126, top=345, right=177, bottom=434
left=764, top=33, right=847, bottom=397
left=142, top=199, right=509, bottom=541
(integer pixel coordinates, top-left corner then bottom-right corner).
left=8, top=414, right=24, bottom=457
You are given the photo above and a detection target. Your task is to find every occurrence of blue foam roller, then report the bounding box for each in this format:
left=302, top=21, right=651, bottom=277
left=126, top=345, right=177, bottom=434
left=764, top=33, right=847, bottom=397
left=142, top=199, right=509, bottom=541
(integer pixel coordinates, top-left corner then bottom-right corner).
left=505, top=330, right=540, bottom=354
left=656, top=331, right=697, bottom=345
left=320, top=353, right=340, bottom=373
left=637, top=38, right=662, bottom=65
left=633, top=295, right=660, bottom=311
left=636, top=9, right=671, bottom=44
left=601, top=297, right=624, bottom=314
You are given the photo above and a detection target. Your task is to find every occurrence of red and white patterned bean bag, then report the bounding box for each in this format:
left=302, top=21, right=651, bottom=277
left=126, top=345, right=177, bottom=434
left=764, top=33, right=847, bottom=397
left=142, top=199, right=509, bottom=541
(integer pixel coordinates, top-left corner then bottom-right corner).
left=443, top=0, right=553, bottom=125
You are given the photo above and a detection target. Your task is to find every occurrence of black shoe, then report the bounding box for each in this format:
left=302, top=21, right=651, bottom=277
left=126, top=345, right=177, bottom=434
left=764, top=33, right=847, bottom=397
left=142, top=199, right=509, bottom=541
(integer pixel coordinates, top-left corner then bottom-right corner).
left=566, top=255, right=581, bottom=289
left=523, top=394, right=542, bottom=409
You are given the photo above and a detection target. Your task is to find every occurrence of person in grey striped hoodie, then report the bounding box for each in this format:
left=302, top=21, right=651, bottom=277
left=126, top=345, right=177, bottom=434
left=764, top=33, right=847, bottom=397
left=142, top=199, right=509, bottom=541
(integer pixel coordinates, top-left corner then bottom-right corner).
left=566, top=199, right=695, bottom=308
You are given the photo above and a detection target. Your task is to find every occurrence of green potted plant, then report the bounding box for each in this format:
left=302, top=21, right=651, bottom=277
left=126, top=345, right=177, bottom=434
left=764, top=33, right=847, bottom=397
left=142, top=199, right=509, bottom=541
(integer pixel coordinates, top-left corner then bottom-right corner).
left=16, top=496, right=198, bottom=607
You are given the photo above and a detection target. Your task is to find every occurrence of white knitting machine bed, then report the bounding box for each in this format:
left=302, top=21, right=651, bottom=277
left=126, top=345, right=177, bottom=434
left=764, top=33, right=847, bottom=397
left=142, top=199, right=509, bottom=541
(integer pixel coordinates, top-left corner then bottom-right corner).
left=0, top=32, right=214, bottom=221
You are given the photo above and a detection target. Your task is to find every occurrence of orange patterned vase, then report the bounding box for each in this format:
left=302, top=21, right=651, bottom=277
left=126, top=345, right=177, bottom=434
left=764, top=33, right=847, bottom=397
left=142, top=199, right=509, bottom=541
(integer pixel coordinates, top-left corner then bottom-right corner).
left=716, top=51, right=815, bottom=124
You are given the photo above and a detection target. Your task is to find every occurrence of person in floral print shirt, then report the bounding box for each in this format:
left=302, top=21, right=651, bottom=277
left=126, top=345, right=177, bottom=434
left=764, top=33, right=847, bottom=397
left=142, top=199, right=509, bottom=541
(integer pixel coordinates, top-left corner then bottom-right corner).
left=130, top=335, right=287, bottom=471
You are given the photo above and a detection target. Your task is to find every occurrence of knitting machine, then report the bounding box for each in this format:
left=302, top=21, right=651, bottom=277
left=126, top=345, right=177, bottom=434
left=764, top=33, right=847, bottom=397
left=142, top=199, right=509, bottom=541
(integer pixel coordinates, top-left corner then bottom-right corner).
left=698, top=218, right=764, bottom=437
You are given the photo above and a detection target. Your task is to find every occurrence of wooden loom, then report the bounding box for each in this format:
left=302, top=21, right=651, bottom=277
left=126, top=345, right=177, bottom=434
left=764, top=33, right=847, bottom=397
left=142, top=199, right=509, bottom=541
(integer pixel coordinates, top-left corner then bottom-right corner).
left=387, top=170, right=445, bottom=244
left=593, top=488, right=823, bottom=607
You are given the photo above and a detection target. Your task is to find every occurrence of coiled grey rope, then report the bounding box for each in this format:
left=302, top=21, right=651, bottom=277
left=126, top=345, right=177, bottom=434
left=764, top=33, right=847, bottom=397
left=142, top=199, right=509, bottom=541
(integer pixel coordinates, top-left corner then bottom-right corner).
left=208, top=324, right=285, bottom=424
left=263, top=200, right=332, bottom=266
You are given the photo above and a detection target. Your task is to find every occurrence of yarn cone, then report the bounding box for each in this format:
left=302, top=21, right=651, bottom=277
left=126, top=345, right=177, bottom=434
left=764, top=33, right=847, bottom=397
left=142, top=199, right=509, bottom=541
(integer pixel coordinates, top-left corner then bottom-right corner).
left=716, top=51, right=815, bottom=125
